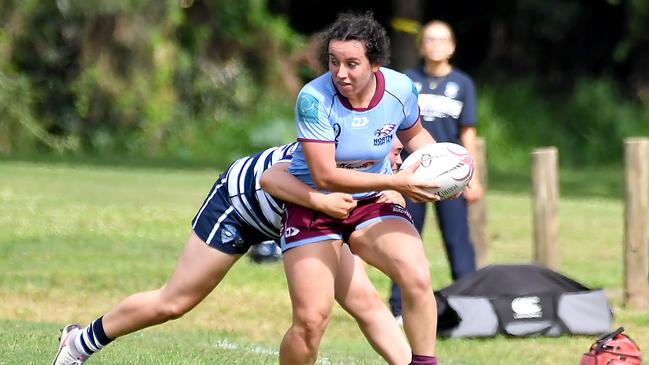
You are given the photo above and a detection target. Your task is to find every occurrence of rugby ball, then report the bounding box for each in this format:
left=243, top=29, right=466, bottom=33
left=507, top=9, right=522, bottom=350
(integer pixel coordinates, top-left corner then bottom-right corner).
left=400, top=143, right=475, bottom=200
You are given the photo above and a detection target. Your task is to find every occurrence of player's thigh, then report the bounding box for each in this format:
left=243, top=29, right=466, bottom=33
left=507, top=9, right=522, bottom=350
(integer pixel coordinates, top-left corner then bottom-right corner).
left=349, top=218, right=429, bottom=281
left=160, top=231, right=242, bottom=306
left=334, top=246, right=378, bottom=311
left=283, top=239, right=342, bottom=316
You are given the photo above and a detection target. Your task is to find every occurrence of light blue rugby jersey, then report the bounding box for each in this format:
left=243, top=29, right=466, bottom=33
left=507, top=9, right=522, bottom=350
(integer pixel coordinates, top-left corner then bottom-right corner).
left=289, top=67, right=420, bottom=199
left=226, top=142, right=298, bottom=239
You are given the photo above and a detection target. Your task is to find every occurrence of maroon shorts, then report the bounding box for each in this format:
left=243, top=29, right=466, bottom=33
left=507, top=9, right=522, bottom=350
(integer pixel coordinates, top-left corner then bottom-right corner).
left=279, top=198, right=413, bottom=252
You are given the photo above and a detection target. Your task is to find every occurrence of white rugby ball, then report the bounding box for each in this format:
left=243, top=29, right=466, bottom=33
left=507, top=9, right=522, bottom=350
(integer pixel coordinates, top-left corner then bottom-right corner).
left=400, top=143, right=475, bottom=200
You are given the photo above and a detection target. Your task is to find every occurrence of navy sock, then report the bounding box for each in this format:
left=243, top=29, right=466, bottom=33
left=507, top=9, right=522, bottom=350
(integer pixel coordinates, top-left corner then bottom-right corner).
left=410, top=354, right=437, bottom=365
left=75, top=316, right=114, bottom=356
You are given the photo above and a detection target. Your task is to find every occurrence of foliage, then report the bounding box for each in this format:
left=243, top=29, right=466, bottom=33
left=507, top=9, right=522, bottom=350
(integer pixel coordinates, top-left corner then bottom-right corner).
left=0, top=0, right=301, bottom=166
left=2, top=0, right=649, bottom=169
left=478, top=78, right=649, bottom=170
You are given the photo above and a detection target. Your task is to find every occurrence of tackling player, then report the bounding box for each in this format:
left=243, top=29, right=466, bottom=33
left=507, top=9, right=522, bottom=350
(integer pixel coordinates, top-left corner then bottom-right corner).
left=51, top=140, right=410, bottom=365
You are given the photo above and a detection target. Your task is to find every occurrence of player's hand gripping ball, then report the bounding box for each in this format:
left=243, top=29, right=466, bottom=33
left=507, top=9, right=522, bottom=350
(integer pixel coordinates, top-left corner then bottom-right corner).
left=400, top=143, right=475, bottom=200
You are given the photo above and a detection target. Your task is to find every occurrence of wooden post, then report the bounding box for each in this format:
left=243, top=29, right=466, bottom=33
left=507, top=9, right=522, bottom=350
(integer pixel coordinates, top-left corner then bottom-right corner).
left=531, top=147, right=559, bottom=270
left=624, top=137, right=649, bottom=310
left=389, top=0, right=422, bottom=71
left=469, top=137, right=488, bottom=268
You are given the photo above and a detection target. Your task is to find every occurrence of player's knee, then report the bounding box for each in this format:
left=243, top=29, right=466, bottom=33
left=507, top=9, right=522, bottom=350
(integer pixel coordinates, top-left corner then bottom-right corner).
left=397, top=265, right=432, bottom=300
left=293, top=309, right=330, bottom=346
left=339, top=287, right=383, bottom=315
left=155, top=298, right=193, bottom=321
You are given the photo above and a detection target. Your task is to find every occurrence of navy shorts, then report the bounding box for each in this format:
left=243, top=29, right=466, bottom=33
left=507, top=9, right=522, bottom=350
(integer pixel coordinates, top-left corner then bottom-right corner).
left=280, top=198, right=413, bottom=252
left=191, top=173, right=271, bottom=255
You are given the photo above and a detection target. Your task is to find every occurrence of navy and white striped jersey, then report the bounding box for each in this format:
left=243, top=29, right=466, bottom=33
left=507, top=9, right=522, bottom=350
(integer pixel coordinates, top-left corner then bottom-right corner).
left=226, top=142, right=298, bottom=239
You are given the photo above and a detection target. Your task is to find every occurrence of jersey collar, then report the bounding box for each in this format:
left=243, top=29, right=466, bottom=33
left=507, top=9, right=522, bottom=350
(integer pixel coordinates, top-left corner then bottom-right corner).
left=335, top=69, right=385, bottom=111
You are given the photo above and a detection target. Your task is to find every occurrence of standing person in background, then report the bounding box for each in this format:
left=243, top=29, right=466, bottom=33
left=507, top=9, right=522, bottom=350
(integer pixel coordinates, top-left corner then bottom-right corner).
left=389, top=20, right=484, bottom=321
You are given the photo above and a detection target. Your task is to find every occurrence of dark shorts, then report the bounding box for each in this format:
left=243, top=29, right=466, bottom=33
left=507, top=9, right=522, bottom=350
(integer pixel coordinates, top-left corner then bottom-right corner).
left=279, top=198, right=413, bottom=252
left=191, top=173, right=272, bottom=255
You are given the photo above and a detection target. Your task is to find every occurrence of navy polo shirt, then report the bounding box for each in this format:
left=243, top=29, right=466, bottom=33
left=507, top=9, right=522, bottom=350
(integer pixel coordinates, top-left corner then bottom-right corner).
left=405, top=67, right=477, bottom=144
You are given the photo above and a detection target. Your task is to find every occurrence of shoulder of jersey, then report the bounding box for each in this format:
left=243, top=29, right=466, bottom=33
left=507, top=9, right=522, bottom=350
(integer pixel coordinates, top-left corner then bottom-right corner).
left=301, top=73, right=335, bottom=100
left=381, top=67, right=417, bottom=97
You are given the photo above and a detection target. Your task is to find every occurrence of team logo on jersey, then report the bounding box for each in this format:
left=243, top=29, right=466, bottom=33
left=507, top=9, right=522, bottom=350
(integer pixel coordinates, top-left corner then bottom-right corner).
left=444, top=82, right=460, bottom=99
left=221, top=224, right=244, bottom=246
left=283, top=226, right=300, bottom=238
left=351, top=117, right=369, bottom=129
left=297, top=93, right=319, bottom=124
left=374, top=124, right=396, bottom=137
left=373, top=123, right=396, bottom=146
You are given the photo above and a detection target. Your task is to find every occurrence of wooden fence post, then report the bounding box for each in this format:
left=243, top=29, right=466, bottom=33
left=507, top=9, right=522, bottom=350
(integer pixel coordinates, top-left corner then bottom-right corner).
left=531, top=147, right=559, bottom=270
left=469, top=137, right=488, bottom=268
left=624, top=137, right=649, bottom=310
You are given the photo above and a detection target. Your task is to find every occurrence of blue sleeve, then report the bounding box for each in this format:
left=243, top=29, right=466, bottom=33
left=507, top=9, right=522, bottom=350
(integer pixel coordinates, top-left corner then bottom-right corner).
left=459, top=77, right=477, bottom=126
left=399, top=78, right=421, bottom=130
left=295, top=90, right=335, bottom=142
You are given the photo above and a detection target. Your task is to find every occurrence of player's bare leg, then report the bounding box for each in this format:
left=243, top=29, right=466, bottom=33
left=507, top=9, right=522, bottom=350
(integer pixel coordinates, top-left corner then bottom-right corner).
left=335, top=244, right=411, bottom=365
left=102, top=231, right=240, bottom=336
left=350, top=219, right=437, bottom=359
left=280, top=240, right=342, bottom=364
left=52, top=231, right=241, bottom=364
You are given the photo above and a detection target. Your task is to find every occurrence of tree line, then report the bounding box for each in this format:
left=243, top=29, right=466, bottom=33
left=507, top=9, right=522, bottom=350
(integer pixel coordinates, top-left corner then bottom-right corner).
left=1, top=0, right=648, bottom=168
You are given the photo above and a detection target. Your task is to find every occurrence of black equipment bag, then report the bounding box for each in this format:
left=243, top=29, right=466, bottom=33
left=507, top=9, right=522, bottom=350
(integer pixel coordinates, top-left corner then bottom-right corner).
left=435, top=264, right=613, bottom=338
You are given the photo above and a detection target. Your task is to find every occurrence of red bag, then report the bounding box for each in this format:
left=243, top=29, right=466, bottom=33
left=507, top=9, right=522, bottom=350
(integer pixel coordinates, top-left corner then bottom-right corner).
left=580, top=327, right=641, bottom=365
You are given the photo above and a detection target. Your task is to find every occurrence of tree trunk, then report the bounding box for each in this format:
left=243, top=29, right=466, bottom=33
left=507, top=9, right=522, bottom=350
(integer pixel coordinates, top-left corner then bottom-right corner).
left=390, top=0, right=422, bottom=72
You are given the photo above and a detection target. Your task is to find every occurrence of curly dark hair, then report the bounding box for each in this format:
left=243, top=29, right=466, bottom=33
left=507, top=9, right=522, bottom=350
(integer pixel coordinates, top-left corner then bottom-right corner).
left=317, top=12, right=391, bottom=71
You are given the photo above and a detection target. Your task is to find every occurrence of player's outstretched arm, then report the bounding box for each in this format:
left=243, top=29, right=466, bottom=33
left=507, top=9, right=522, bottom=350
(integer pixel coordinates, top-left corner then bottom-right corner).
left=260, top=162, right=356, bottom=219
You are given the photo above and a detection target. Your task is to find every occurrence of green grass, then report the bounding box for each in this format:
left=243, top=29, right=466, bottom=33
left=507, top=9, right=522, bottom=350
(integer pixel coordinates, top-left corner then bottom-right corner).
left=1, top=160, right=647, bottom=364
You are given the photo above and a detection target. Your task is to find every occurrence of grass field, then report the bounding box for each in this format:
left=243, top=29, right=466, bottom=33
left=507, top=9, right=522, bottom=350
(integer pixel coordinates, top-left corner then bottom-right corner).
left=1, top=160, right=648, bottom=364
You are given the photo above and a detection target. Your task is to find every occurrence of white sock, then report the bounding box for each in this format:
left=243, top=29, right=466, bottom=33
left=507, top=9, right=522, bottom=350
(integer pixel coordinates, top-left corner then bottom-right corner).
left=69, top=330, right=90, bottom=359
